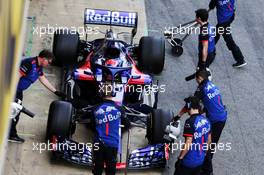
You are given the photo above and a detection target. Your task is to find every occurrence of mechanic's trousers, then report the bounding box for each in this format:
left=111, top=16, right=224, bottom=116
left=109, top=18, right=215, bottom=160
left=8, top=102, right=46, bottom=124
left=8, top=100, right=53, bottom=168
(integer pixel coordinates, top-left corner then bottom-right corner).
left=215, top=15, right=245, bottom=64
left=93, top=143, right=118, bottom=175
left=202, top=121, right=226, bottom=174
left=9, top=91, right=23, bottom=137
left=174, top=164, right=201, bottom=175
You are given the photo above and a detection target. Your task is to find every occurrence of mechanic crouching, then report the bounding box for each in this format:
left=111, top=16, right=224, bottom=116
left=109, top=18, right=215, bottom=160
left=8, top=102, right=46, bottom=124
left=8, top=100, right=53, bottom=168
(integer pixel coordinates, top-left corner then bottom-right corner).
left=92, top=84, right=123, bottom=175
left=174, top=96, right=211, bottom=175
left=194, top=70, right=227, bottom=175
left=9, top=50, right=65, bottom=143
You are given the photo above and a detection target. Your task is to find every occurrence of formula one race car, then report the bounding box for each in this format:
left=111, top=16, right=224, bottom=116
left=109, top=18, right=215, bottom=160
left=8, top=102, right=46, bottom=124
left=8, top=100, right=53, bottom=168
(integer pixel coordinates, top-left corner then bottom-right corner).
left=46, top=8, right=180, bottom=171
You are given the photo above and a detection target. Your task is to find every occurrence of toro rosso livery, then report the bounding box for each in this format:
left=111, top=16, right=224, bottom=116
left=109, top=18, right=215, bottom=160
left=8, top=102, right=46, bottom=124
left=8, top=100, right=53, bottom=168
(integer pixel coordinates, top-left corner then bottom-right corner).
left=46, top=8, right=180, bottom=171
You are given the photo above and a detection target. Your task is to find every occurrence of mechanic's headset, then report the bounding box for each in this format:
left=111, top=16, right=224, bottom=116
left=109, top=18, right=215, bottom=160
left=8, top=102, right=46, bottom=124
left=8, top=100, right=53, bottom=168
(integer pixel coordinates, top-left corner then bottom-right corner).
left=184, top=96, right=201, bottom=111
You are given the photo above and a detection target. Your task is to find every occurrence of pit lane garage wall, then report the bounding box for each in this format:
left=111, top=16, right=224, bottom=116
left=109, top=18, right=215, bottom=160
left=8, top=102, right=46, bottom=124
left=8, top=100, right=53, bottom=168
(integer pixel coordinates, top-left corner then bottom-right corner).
left=0, top=0, right=28, bottom=173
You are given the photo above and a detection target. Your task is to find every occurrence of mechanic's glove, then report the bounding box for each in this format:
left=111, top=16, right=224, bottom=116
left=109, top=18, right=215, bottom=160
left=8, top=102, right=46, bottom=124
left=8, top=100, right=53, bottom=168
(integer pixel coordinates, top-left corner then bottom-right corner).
left=199, top=61, right=207, bottom=70
left=172, top=115, right=181, bottom=122
left=175, top=158, right=182, bottom=170
left=54, top=91, right=66, bottom=98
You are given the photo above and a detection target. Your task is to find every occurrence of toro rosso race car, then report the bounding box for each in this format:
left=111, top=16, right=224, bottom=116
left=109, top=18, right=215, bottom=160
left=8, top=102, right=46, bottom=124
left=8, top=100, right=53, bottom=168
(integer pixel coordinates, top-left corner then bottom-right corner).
left=46, top=8, right=180, bottom=171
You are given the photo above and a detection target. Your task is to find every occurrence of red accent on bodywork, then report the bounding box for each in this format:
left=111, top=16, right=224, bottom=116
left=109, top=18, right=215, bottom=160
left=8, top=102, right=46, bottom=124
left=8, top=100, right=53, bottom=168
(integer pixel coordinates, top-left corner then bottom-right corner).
left=79, top=52, right=93, bottom=69
left=77, top=73, right=95, bottom=81
left=116, top=163, right=126, bottom=169
left=127, top=65, right=146, bottom=85
left=105, top=59, right=118, bottom=67
left=75, top=52, right=95, bottom=81
left=103, top=162, right=126, bottom=169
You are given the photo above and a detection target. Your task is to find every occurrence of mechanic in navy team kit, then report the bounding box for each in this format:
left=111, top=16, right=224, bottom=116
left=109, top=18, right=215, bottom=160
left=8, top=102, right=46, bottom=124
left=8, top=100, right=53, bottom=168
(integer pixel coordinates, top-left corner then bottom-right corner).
left=92, top=85, right=122, bottom=175
left=194, top=70, right=227, bottom=175
left=209, top=0, right=247, bottom=68
left=174, top=70, right=227, bottom=174
left=174, top=96, right=211, bottom=175
left=195, top=9, right=216, bottom=71
left=9, top=50, right=65, bottom=143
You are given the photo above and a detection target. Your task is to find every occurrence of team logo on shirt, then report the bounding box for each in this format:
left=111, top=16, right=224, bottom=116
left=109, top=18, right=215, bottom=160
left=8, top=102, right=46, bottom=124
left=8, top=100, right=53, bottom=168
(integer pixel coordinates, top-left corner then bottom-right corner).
left=194, top=118, right=210, bottom=139
left=95, top=113, right=121, bottom=125
left=219, top=0, right=231, bottom=6
left=95, top=106, right=121, bottom=125
left=207, top=89, right=220, bottom=99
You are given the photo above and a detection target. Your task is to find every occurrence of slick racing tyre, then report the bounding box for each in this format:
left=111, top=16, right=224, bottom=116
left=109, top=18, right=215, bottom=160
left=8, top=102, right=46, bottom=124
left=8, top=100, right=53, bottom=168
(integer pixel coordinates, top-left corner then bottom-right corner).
left=147, top=109, right=174, bottom=144
left=138, top=36, right=165, bottom=74
left=46, top=100, right=73, bottom=140
left=53, top=29, right=79, bottom=66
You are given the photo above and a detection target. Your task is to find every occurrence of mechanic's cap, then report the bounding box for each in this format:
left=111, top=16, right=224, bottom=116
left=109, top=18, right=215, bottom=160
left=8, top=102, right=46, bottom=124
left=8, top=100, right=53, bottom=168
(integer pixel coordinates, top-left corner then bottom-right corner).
left=195, top=69, right=209, bottom=80
left=184, top=96, right=200, bottom=110
left=39, top=49, right=54, bottom=60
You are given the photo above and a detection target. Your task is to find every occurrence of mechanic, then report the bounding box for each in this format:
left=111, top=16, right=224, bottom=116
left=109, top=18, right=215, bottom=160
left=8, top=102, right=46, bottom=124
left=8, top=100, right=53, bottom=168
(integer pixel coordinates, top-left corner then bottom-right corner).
left=209, top=0, right=247, bottom=68
left=9, top=50, right=65, bottom=143
left=195, top=9, right=216, bottom=71
left=195, top=70, right=227, bottom=175
left=92, top=85, right=122, bottom=175
left=174, top=96, right=211, bottom=175
left=174, top=70, right=228, bottom=174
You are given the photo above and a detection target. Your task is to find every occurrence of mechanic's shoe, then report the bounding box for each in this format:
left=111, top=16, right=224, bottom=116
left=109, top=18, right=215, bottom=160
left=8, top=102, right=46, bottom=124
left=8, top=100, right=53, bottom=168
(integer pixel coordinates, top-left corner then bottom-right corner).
left=8, top=135, right=25, bottom=143
left=232, top=61, right=247, bottom=68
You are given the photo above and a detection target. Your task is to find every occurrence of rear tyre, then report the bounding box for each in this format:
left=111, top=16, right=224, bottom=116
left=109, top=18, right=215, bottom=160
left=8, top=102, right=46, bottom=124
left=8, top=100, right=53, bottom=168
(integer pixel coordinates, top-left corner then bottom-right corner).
left=147, top=109, right=173, bottom=144
left=53, top=30, right=79, bottom=66
left=138, top=36, right=165, bottom=74
left=46, top=100, right=73, bottom=140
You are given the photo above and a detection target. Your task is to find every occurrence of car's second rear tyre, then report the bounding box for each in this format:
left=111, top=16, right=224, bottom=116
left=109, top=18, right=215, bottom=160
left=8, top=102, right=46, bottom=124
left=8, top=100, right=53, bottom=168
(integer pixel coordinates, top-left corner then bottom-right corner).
left=46, top=100, right=73, bottom=140
left=147, top=109, right=173, bottom=144
left=53, top=30, right=79, bottom=66
left=138, top=36, right=165, bottom=74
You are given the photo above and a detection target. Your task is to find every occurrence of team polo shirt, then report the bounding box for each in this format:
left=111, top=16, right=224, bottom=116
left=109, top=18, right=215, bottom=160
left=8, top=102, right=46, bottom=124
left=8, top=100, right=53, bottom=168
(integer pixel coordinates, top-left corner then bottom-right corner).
left=182, top=114, right=211, bottom=168
left=198, top=23, right=216, bottom=54
left=93, top=101, right=122, bottom=148
left=195, top=80, right=227, bottom=123
left=17, top=57, right=44, bottom=92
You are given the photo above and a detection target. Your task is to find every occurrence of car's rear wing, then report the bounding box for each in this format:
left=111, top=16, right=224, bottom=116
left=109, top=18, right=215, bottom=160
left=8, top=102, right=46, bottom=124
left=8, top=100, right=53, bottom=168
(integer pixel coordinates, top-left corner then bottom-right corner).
left=84, top=8, right=138, bottom=28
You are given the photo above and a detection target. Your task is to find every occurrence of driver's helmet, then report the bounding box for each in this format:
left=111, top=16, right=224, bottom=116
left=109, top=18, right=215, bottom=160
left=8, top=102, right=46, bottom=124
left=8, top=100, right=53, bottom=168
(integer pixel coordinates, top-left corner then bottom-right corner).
left=104, top=41, right=121, bottom=59
left=105, top=59, right=120, bottom=67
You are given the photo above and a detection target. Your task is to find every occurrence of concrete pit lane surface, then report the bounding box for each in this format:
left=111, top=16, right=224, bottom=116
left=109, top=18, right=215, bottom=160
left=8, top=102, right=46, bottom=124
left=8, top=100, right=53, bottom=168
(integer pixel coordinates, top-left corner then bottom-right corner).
left=4, top=0, right=264, bottom=175
left=145, top=0, right=264, bottom=175
left=4, top=0, right=160, bottom=175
